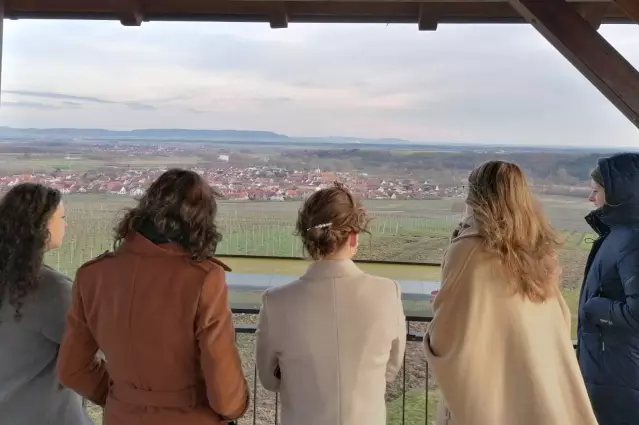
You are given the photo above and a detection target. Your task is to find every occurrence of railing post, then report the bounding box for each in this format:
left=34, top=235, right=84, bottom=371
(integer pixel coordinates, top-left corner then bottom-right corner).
left=425, top=357, right=429, bottom=424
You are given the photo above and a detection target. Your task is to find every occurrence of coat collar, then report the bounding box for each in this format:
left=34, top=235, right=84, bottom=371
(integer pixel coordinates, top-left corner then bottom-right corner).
left=451, top=215, right=481, bottom=243
left=121, top=231, right=187, bottom=256
left=120, top=232, right=231, bottom=272
left=302, top=259, right=364, bottom=280
left=585, top=210, right=610, bottom=236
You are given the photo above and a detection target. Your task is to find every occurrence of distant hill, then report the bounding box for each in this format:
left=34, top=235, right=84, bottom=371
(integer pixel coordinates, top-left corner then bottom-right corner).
left=0, top=127, right=291, bottom=143
left=0, top=126, right=631, bottom=153
left=297, top=136, right=415, bottom=145
left=0, top=126, right=423, bottom=146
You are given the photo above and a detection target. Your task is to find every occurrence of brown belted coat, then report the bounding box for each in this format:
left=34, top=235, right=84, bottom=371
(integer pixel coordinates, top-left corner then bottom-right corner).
left=57, top=232, right=249, bottom=425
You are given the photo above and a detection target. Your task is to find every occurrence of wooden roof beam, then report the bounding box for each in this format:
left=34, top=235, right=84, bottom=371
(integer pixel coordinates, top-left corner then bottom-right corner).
left=615, top=0, right=639, bottom=23
left=508, top=0, right=639, bottom=129
left=269, top=2, right=288, bottom=28
left=418, top=3, right=439, bottom=30
left=576, top=3, right=610, bottom=29
left=113, top=0, right=143, bottom=26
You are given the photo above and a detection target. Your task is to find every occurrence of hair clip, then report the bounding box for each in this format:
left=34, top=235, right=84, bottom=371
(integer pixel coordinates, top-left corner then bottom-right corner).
left=307, top=222, right=332, bottom=231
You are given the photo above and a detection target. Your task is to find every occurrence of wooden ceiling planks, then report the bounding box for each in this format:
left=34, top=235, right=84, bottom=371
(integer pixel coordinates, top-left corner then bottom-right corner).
left=3, top=0, right=632, bottom=25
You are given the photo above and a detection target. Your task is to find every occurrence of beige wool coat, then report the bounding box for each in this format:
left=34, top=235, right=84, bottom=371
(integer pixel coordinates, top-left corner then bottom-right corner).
left=424, top=218, right=599, bottom=425
left=255, top=259, right=406, bottom=425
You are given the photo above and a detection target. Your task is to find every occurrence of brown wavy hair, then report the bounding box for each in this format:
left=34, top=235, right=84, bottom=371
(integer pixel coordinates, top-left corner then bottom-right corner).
left=0, top=183, right=62, bottom=320
left=295, top=182, right=371, bottom=260
left=467, top=161, right=560, bottom=302
left=114, top=169, right=222, bottom=261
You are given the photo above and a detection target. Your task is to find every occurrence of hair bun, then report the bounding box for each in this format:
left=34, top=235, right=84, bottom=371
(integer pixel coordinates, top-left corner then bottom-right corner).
left=295, top=183, right=370, bottom=260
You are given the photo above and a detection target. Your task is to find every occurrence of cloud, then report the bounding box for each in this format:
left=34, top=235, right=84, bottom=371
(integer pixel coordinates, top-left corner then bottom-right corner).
left=1, top=20, right=638, bottom=147
left=3, top=90, right=156, bottom=111
left=2, top=101, right=59, bottom=110
left=123, top=102, right=156, bottom=111
left=61, top=101, right=84, bottom=109
left=5, top=90, right=112, bottom=103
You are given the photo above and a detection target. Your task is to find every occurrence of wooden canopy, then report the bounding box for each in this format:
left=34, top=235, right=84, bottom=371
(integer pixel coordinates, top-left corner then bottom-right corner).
left=1, top=0, right=638, bottom=130
left=2, top=0, right=637, bottom=28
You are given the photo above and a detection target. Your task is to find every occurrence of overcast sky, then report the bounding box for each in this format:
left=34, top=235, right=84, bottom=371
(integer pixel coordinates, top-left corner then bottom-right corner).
left=1, top=20, right=638, bottom=147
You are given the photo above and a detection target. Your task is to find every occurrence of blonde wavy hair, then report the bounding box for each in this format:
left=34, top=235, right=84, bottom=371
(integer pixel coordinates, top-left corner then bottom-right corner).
left=467, top=160, right=561, bottom=302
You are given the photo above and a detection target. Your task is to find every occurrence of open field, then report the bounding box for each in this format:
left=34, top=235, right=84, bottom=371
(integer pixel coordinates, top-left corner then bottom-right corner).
left=47, top=195, right=589, bottom=326
left=0, top=153, right=204, bottom=172
left=48, top=194, right=594, bottom=275
left=55, top=195, right=591, bottom=425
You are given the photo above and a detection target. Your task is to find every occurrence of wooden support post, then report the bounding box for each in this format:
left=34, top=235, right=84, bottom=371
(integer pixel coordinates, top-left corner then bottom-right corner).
left=576, top=3, right=609, bottom=30
left=615, top=0, right=639, bottom=23
left=0, top=1, right=3, bottom=104
left=509, top=0, right=639, bottom=129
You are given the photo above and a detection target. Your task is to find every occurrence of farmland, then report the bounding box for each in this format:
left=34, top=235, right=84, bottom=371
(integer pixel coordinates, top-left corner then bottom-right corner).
left=54, top=194, right=594, bottom=425
left=48, top=194, right=594, bottom=277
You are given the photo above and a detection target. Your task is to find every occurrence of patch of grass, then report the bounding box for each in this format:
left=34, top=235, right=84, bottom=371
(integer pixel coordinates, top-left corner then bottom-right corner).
left=86, top=402, right=102, bottom=424
left=562, top=288, right=580, bottom=339
left=387, top=389, right=440, bottom=425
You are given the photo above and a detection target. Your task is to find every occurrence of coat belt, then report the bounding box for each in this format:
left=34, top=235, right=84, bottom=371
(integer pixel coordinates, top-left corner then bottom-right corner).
left=110, top=384, right=201, bottom=408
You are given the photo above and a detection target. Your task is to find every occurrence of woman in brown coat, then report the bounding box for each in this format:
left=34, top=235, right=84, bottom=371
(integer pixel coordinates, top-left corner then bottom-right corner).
left=424, top=161, right=598, bottom=425
left=57, top=169, right=249, bottom=425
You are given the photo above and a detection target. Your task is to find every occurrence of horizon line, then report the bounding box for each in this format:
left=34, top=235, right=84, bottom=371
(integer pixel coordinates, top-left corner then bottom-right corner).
left=0, top=125, right=636, bottom=151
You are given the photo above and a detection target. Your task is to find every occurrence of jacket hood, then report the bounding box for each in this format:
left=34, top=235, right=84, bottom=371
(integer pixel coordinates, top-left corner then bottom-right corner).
left=596, top=153, right=639, bottom=226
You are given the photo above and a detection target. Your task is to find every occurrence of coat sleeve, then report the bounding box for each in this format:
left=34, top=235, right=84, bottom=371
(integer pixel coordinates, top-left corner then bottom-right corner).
left=584, top=244, right=639, bottom=330
left=195, top=266, right=249, bottom=420
left=422, top=240, right=485, bottom=424
left=386, top=281, right=406, bottom=382
left=57, top=274, right=110, bottom=406
left=255, top=292, right=281, bottom=392
left=423, top=241, right=476, bottom=361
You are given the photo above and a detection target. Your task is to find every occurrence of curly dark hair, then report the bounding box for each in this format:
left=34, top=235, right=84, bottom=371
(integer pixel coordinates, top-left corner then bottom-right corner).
left=295, top=182, right=371, bottom=260
left=114, top=169, right=222, bottom=261
left=0, top=183, right=62, bottom=321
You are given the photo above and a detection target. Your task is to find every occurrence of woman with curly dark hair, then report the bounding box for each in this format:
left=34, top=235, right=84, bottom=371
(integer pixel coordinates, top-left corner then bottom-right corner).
left=0, top=183, right=91, bottom=424
left=57, top=169, right=249, bottom=425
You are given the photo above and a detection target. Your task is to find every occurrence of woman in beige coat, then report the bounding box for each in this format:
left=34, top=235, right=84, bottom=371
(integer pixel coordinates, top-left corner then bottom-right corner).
left=424, top=161, right=598, bottom=425
left=255, top=182, right=406, bottom=425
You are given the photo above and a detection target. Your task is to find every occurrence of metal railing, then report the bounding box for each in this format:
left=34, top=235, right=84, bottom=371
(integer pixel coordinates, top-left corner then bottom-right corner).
left=84, top=308, right=434, bottom=425
left=84, top=309, right=579, bottom=425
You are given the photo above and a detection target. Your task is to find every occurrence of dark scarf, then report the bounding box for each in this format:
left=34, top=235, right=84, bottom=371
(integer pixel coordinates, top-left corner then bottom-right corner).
left=134, top=218, right=171, bottom=245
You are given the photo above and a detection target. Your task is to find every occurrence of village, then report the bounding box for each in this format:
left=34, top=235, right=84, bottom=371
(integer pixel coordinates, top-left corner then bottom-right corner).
left=0, top=165, right=465, bottom=201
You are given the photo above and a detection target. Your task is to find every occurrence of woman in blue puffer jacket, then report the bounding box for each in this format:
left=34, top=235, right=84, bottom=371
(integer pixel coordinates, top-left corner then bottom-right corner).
left=578, top=152, right=639, bottom=425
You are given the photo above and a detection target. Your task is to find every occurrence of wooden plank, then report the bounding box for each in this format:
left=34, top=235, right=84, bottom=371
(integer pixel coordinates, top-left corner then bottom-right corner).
left=232, top=0, right=611, bottom=3
left=615, top=0, right=639, bottom=22
left=576, top=2, right=610, bottom=28
left=509, top=0, right=639, bottom=130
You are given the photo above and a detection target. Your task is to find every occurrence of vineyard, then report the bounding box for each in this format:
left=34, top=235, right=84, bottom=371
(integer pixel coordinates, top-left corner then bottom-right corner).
left=46, top=195, right=595, bottom=280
